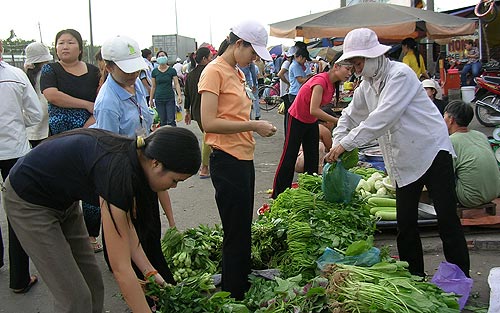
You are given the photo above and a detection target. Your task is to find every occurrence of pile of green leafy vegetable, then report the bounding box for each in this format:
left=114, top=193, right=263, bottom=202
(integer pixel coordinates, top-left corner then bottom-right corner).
left=150, top=173, right=460, bottom=312
left=243, top=274, right=329, bottom=312
left=252, top=185, right=376, bottom=280
left=161, top=224, right=223, bottom=282
left=325, top=261, right=460, bottom=313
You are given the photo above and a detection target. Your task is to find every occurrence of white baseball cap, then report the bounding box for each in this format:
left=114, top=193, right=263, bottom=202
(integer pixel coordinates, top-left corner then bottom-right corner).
left=231, top=20, right=272, bottom=61
left=24, top=42, right=52, bottom=65
left=285, top=46, right=298, bottom=57
left=422, top=79, right=437, bottom=89
left=101, top=35, right=147, bottom=73
left=422, top=79, right=443, bottom=100
left=336, top=28, right=391, bottom=64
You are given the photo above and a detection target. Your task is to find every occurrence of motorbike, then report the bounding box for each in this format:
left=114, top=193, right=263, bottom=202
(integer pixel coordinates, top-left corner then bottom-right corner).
left=473, top=63, right=500, bottom=127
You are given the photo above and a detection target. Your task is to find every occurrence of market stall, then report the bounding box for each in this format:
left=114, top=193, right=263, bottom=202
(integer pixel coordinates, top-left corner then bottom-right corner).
left=269, top=2, right=477, bottom=41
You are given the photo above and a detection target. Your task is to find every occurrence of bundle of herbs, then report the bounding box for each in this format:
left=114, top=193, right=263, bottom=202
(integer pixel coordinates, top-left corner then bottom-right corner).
left=161, top=225, right=223, bottom=282
left=324, top=261, right=460, bottom=313
left=243, top=274, right=329, bottom=312
left=255, top=185, right=376, bottom=281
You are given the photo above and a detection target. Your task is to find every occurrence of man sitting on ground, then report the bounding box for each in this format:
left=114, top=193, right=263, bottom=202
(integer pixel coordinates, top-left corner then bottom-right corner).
left=444, top=100, right=500, bottom=207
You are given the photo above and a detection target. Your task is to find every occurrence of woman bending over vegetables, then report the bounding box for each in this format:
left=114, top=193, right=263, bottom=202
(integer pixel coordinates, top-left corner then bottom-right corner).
left=2, top=127, right=200, bottom=313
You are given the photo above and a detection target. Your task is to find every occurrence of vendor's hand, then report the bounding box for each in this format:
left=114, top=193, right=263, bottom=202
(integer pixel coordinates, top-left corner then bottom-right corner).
left=324, top=144, right=346, bottom=163
left=177, top=96, right=183, bottom=104
left=153, top=273, right=168, bottom=287
left=254, top=120, right=277, bottom=138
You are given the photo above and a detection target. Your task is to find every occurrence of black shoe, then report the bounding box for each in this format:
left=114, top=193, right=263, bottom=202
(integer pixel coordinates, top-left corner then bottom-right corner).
left=255, top=116, right=260, bottom=120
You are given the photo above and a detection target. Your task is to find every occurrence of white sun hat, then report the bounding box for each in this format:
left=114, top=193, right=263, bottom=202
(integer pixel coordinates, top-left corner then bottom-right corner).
left=336, top=28, right=391, bottom=63
left=24, top=42, right=52, bottom=65
left=231, top=20, right=272, bottom=61
left=101, top=35, right=147, bottom=73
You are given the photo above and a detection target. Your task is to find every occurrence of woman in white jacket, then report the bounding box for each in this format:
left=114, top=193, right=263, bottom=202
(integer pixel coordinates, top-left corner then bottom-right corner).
left=325, top=28, right=470, bottom=279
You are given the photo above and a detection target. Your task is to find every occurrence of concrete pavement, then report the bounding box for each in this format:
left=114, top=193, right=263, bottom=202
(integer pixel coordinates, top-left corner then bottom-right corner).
left=0, top=105, right=498, bottom=312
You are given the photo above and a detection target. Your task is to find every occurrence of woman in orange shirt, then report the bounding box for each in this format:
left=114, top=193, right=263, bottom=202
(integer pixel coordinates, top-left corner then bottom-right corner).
left=199, top=20, right=276, bottom=300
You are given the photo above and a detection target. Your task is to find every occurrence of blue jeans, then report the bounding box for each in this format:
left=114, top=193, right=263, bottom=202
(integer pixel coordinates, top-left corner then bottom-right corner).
left=461, top=62, right=482, bottom=86
left=155, top=98, right=177, bottom=127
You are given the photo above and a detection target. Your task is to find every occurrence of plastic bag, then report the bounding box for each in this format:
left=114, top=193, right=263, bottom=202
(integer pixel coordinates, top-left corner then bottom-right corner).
left=316, top=247, right=380, bottom=271
left=322, top=160, right=362, bottom=203
left=175, top=105, right=183, bottom=122
left=488, top=267, right=500, bottom=313
left=277, top=101, right=285, bottom=115
left=430, top=261, right=473, bottom=310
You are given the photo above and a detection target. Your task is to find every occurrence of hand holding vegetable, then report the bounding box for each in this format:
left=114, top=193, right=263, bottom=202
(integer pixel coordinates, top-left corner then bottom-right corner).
left=253, top=120, right=277, bottom=137
left=325, top=144, right=346, bottom=163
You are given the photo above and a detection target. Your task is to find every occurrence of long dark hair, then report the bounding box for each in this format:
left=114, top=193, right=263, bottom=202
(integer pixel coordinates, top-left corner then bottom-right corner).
left=402, top=37, right=422, bottom=68
left=46, top=127, right=200, bottom=176
left=45, top=127, right=200, bottom=235
left=195, top=47, right=211, bottom=64
left=188, top=52, right=196, bottom=70
left=140, top=126, right=201, bottom=175
left=55, top=29, right=84, bottom=61
left=217, top=32, right=251, bottom=56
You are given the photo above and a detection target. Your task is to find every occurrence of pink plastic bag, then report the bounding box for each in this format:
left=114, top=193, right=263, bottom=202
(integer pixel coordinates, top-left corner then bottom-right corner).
left=431, top=261, right=473, bottom=310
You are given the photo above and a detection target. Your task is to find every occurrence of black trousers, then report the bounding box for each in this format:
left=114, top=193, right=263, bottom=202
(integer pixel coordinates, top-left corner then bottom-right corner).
left=210, top=149, right=254, bottom=300
left=272, top=116, right=319, bottom=199
left=281, top=94, right=292, bottom=137
left=396, top=150, right=470, bottom=277
left=0, top=158, right=31, bottom=289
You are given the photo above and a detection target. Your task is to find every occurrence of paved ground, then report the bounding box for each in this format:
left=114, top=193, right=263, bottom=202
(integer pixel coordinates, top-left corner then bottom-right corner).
left=0, top=107, right=497, bottom=312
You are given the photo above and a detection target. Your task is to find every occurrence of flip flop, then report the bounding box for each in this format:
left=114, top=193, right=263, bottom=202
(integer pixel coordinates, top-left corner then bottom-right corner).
left=13, top=275, right=38, bottom=294
left=199, top=174, right=211, bottom=179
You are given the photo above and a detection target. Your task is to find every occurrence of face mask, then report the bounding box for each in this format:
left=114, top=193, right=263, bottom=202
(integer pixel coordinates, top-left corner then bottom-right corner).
left=360, top=56, right=380, bottom=78
left=157, top=56, right=168, bottom=65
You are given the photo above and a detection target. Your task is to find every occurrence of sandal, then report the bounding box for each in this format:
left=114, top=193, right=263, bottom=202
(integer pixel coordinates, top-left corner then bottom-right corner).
left=13, top=275, right=38, bottom=294
left=90, top=240, right=103, bottom=253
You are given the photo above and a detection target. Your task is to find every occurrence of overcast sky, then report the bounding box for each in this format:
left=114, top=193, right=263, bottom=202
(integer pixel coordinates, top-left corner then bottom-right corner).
left=1, top=0, right=477, bottom=49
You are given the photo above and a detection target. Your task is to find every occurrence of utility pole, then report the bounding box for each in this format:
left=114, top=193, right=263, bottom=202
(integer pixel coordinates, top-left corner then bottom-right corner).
left=174, top=0, right=179, bottom=35
left=425, top=0, right=435, bottom=76
left=38, top=22, right=43, bottom=43
left=88, top=0, right=94, bottom=64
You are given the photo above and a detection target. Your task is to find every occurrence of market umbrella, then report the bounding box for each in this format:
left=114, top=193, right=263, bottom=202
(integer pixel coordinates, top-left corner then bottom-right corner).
left=268, top=44, right=284, bottom=56
left=269, top=2, right=477, bottom=41
left=308, top=46, right=343, bottom=62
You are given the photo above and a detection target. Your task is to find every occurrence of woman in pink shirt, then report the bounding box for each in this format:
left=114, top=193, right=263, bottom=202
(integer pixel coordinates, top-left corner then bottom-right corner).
left=272, top=58, right=352, bottom=199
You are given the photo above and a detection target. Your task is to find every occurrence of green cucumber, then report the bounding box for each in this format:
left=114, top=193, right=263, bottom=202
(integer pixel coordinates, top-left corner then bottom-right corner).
left=375, top=210, right=397, bottom=221
left=370, top=206, right=397, bottom=215
left=368, top=197, right=397, bottom=207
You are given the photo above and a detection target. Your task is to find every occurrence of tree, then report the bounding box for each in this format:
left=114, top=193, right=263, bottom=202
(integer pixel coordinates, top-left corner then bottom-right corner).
left=2, top=30, right=100, bottom=66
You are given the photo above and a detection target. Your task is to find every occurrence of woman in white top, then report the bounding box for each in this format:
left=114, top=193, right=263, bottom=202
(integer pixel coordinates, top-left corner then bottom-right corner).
left=24, top=42, right=52, bottom=147
left=325, top=28, right=470, bottom=279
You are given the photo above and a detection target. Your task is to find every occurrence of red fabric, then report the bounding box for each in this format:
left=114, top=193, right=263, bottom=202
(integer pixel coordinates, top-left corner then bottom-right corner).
left=288, top=72, right=334, bottom=124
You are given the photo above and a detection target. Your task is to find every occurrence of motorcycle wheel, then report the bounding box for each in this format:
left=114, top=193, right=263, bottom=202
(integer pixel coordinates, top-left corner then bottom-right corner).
left=475, top=94, right=500, bottom=127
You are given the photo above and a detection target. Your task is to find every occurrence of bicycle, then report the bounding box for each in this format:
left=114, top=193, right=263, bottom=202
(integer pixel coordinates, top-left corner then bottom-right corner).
left=258, top=77, right=282, bottom=111
left=475, top=0, right=498, bottom=23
